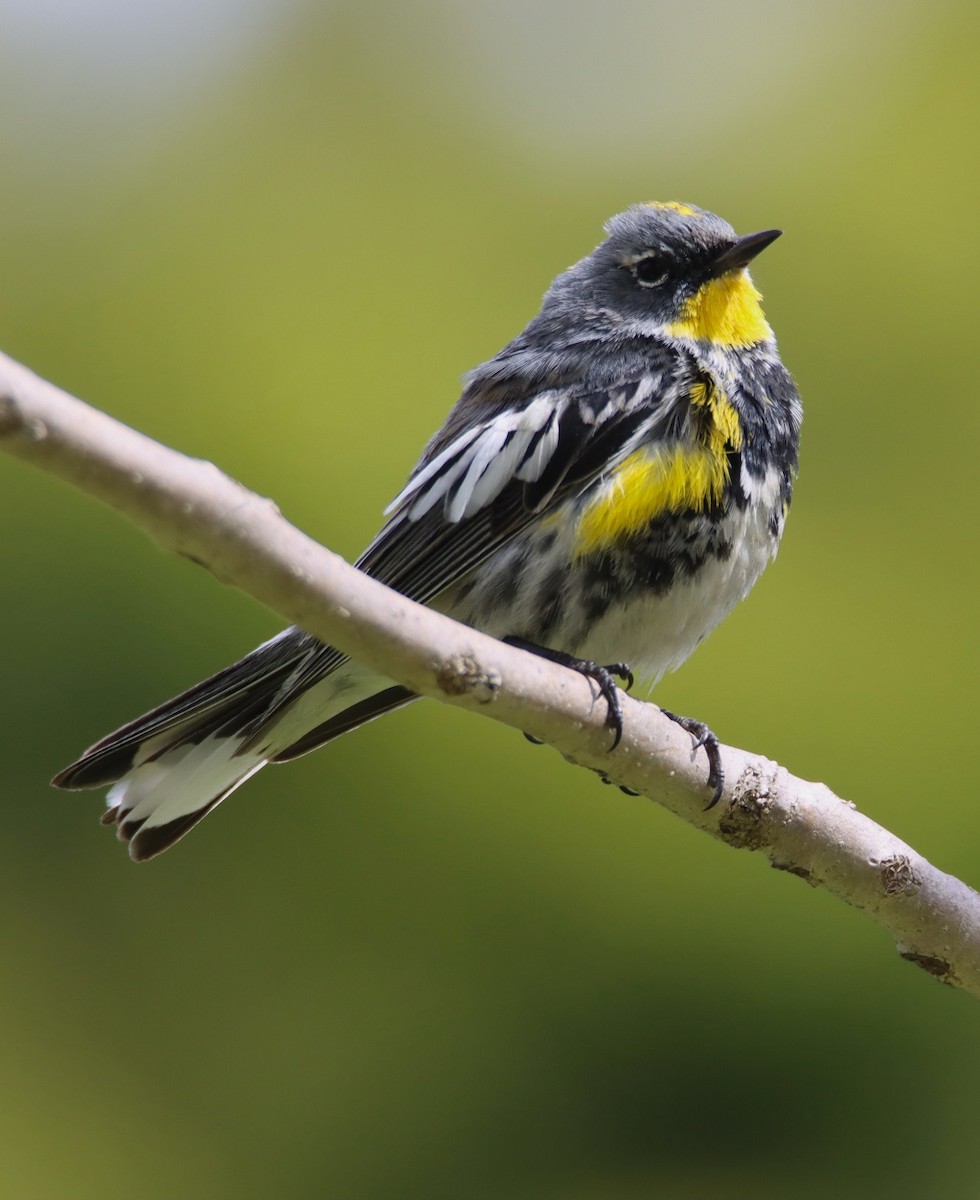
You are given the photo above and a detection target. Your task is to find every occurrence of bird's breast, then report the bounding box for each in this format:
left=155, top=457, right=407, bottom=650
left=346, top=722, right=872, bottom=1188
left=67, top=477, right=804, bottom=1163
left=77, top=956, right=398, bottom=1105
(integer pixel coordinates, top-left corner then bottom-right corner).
left=571, top=377, right=744, bottom=559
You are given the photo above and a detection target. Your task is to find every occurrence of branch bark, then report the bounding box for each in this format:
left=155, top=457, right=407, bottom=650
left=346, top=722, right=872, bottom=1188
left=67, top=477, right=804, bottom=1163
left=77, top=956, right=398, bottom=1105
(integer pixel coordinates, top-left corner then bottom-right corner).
left=2, top=348, right=978, bottom=995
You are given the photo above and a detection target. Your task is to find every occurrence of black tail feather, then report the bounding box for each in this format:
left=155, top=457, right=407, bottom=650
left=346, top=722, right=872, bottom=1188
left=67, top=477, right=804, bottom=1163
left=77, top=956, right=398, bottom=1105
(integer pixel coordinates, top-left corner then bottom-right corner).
left=52, top=630, right=316, bottom=790
left=270, top=686, right=416, bottom=762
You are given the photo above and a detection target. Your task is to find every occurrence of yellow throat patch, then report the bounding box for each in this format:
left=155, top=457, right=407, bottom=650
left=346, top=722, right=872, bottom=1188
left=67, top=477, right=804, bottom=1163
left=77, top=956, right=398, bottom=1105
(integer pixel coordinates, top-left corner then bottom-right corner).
left=667, top=270, right=772, bottom=348
left=573, top=382, right=742, bottom=558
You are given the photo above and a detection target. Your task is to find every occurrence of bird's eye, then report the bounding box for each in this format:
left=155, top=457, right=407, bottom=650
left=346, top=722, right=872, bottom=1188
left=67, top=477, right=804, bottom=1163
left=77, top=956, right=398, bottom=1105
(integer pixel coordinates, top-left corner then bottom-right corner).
left=631, top=255, right=670, bottom=288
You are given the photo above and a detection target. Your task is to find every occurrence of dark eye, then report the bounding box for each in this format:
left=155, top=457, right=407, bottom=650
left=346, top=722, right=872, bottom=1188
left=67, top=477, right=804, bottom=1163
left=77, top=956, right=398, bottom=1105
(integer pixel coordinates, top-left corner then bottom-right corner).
left=631, top=255, right=670, bottom=288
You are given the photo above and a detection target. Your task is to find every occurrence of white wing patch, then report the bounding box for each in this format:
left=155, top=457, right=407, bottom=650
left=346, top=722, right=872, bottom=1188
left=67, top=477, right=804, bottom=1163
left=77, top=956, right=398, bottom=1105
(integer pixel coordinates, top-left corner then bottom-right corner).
left=382, top=423, right=483, bottom=521
left=513, top=400, right=562, bottom=484
left=383, top=377, right=662, bottom=528
left=386, top=392, right=567, bottom=524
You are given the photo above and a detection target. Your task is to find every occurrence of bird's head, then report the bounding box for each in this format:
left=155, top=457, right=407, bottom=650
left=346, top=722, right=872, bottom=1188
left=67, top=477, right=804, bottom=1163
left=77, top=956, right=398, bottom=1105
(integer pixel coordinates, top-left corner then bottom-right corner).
left=549, top=201, right=782, bottom=349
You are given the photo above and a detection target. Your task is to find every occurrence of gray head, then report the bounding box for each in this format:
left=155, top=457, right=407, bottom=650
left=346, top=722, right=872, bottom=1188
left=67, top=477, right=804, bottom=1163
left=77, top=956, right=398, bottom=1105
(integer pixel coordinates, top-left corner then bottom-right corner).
left=543, top=201, right=782, bottom=347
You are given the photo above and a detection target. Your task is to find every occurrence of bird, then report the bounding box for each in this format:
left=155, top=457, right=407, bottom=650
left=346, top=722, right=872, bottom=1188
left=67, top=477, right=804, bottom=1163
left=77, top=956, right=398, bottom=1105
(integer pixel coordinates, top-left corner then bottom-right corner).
left=53, top=201, right=802, bottom=861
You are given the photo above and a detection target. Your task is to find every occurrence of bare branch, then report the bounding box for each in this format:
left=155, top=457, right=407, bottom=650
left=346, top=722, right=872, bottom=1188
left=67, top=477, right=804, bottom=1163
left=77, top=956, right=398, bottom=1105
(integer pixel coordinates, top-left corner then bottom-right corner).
left=2, top=348, right=978, bottom=996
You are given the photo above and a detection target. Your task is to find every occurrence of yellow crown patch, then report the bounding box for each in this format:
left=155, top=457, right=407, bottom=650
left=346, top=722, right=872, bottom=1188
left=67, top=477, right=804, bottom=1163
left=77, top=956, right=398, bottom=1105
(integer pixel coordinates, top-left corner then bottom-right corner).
left=644, top=200, right=701, bottom=217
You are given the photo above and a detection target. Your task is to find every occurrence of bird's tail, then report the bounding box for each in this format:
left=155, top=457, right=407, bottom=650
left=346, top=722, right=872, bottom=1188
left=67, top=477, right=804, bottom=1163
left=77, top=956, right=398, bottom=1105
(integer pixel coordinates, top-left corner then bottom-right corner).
left=52, top=630, right=414, bottom=861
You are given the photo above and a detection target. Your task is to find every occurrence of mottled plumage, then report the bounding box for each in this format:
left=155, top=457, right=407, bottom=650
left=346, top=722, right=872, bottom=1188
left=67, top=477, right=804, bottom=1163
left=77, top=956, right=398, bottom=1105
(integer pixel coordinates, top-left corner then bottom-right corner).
left=54, top=202, right=802, bottom=860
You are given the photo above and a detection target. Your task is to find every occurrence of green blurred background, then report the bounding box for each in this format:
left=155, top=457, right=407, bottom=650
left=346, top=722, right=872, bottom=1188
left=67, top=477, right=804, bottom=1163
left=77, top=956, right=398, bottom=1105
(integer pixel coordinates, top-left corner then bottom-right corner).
left=1, top=2, right=978, bottom=1196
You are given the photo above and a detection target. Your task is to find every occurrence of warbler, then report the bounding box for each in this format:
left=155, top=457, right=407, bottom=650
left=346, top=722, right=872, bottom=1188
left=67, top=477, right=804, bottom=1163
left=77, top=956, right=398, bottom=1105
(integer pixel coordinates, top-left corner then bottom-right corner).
left=54, top=201, right=802, bottom=861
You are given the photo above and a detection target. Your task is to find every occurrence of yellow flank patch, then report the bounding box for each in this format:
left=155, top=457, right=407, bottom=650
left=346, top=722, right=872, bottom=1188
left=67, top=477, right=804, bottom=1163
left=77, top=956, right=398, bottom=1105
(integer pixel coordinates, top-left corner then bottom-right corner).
left=667, top=270, right=772, bottom=348
left=688, top=380, right=743, bottom=452
left=644, top=200, right=700, bottom=217
left=573, top=383, right=743, bottom=558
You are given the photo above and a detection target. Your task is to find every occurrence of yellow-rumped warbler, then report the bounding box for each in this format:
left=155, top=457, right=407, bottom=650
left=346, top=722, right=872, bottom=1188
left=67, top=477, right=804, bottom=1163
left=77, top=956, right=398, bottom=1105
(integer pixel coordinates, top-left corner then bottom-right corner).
left=54, top=201, right=802, bottom=860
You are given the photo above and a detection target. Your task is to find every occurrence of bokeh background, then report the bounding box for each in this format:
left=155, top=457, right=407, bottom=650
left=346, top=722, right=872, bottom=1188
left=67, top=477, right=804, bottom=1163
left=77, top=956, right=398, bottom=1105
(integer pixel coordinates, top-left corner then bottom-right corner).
left=1, top=2, right=978, bottom=1197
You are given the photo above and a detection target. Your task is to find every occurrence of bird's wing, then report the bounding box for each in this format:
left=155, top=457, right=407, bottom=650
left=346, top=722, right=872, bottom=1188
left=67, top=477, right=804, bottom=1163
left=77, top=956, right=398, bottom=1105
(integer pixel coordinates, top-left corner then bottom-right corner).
left=365, top=375, right=667, bottom=594
left=57, top=349, right=687, bottom=782
left=265, top=355, right=686, bottom=708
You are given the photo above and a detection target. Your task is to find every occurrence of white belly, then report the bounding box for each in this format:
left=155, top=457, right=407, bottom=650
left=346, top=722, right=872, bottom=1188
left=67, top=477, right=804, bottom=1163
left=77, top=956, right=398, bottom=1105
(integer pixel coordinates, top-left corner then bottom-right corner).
left=571, top=498, right=779, bottom=684
left=441, top=465, right=786, bottom=688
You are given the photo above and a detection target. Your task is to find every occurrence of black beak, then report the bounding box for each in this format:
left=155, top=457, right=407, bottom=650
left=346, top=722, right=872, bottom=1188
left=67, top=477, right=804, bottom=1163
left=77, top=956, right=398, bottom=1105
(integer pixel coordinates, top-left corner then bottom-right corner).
left=710, top=229, right=782, bottom=277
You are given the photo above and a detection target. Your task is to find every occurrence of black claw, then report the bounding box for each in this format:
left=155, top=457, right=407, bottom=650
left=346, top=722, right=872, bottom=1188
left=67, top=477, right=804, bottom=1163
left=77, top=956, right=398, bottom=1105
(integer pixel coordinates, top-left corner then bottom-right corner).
left=661, top=709, right=724, bottom=808
left=504, top=637, right=632, bottom=751
left=523, top=731, right=545, bottom=745
left=584, top=661, right=626, bottom=750
left=605, top=662, right=634, bottom=692
left=597, top=772, right=641, bottom=797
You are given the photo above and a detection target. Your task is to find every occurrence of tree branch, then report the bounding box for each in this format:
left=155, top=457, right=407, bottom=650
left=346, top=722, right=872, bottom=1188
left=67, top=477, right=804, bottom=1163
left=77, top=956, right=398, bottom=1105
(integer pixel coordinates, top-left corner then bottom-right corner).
left=2, top=348, right=978, bottom=995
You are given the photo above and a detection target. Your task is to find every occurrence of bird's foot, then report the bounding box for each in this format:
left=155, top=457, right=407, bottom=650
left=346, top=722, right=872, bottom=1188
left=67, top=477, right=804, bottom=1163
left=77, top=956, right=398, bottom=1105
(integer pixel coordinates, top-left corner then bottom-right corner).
left=660, top=709, right=724, bottom=807
left=504, top=636, right=633, bottom=750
